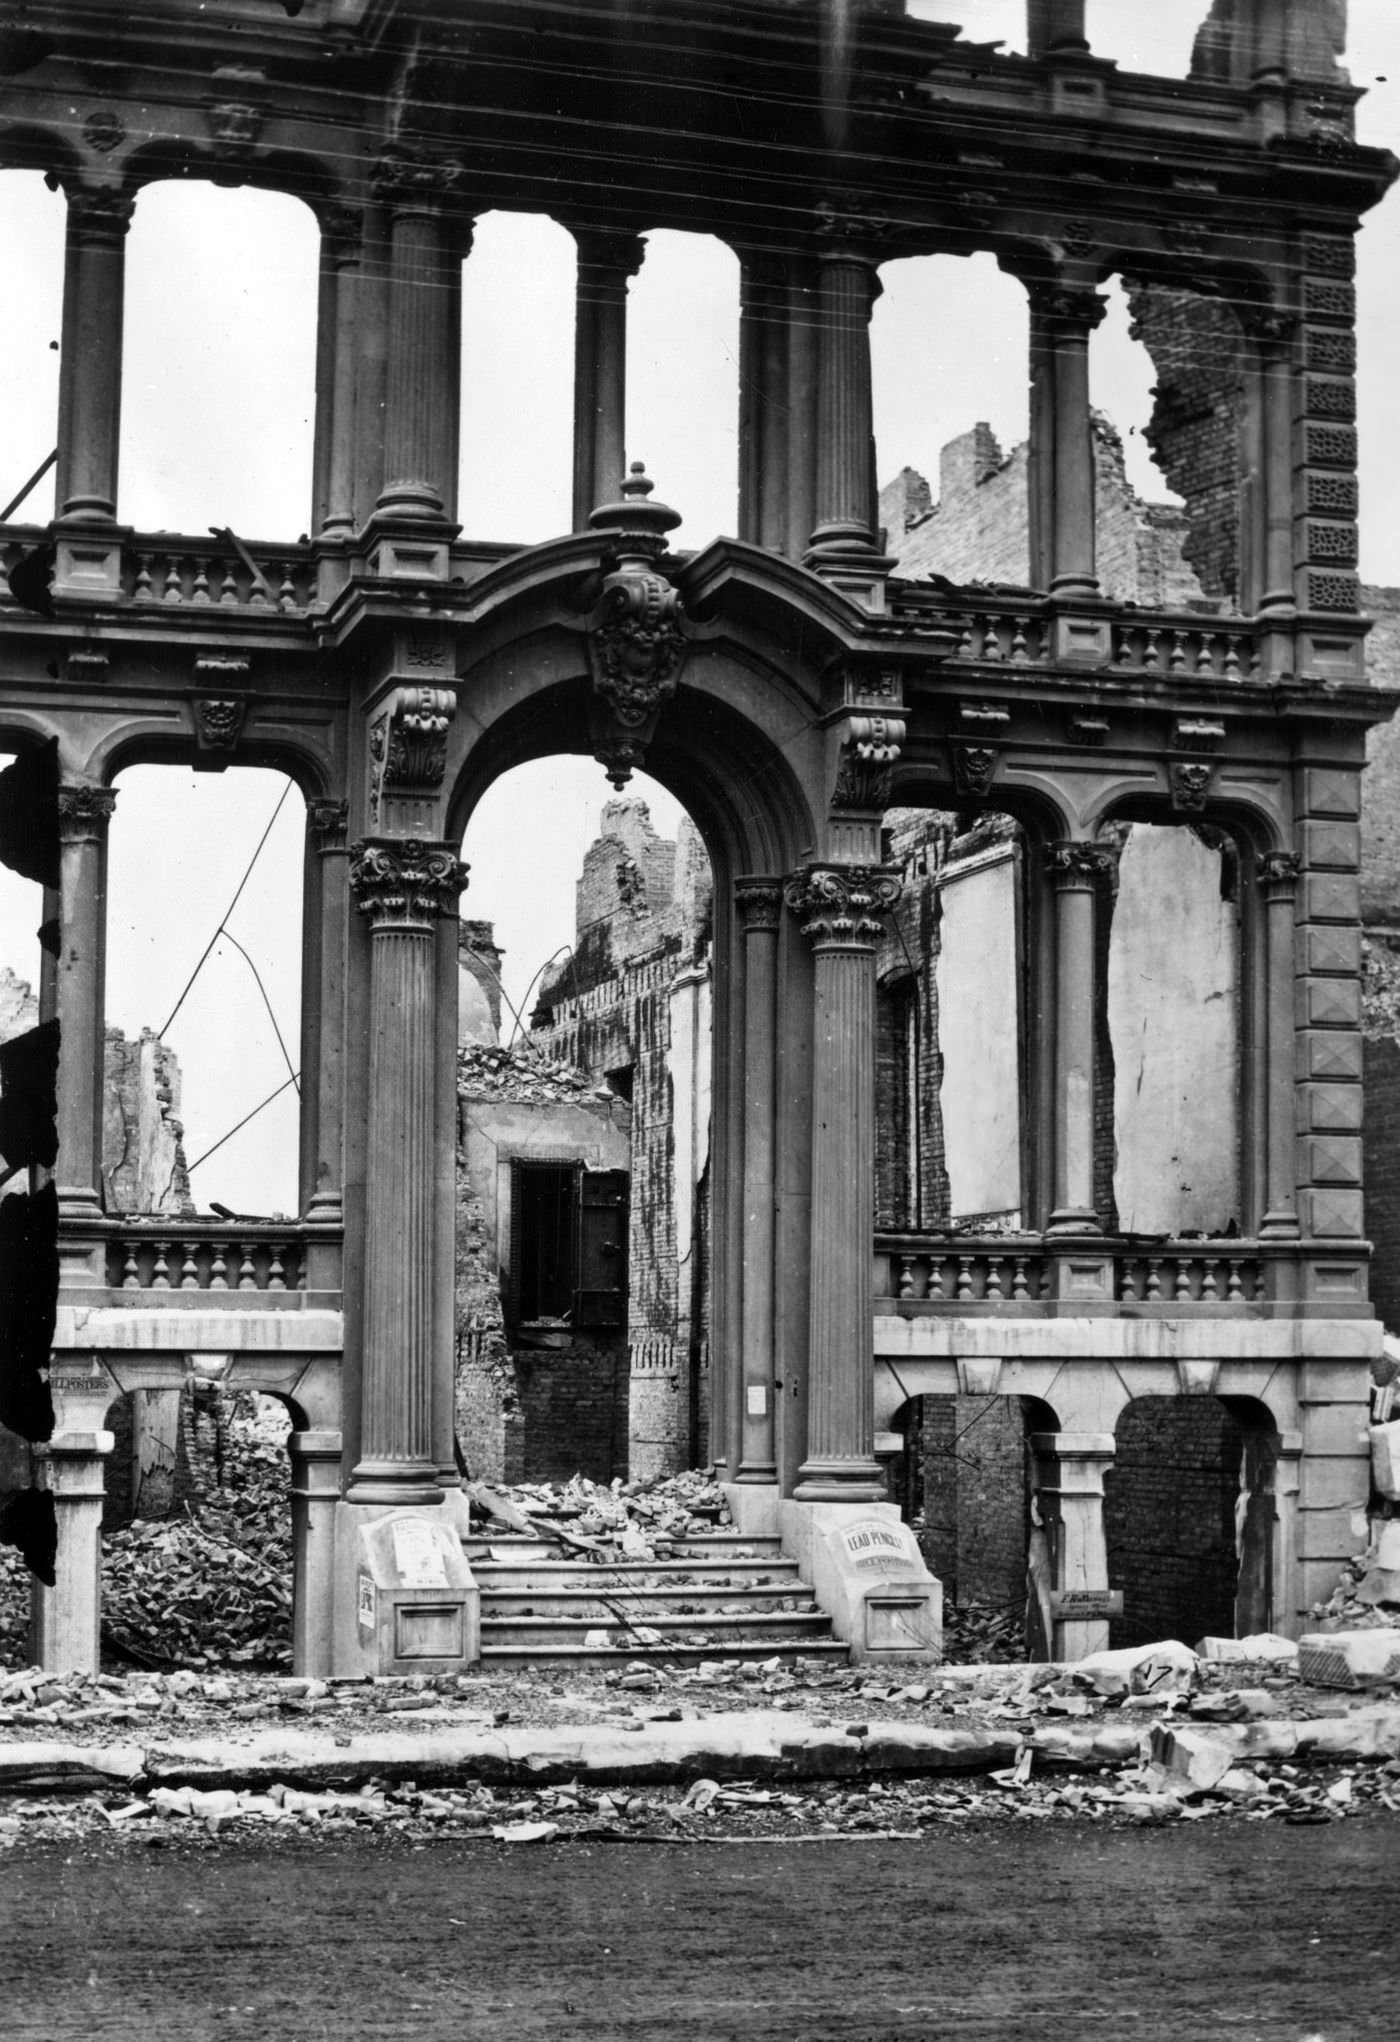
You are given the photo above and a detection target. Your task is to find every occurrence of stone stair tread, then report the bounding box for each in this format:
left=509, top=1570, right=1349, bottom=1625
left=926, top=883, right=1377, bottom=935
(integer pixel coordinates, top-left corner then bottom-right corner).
left=479, top=1638, right=850, bottom=1665
left=480, top=1613, right=833, bottom=1635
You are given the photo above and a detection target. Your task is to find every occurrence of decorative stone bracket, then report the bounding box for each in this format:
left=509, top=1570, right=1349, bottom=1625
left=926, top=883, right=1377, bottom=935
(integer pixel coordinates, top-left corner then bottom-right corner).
left=586, top=465, right=687, bottom=789
left=369, top=684, right=456, bottom=824
left=832, top=712, right=906, bottom=811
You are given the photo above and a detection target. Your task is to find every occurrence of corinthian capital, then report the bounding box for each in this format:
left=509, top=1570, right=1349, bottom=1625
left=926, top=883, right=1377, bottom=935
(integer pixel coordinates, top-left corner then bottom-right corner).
left=349, top=839, right=468, bottom=930
left=784, top=865, right=901, bottom=948
left=57, top=785, right=117, bottom=841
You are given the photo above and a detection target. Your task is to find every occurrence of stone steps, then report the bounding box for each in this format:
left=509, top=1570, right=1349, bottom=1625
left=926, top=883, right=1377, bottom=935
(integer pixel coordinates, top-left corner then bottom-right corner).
left=465, top=1531, right=848, bottom=1666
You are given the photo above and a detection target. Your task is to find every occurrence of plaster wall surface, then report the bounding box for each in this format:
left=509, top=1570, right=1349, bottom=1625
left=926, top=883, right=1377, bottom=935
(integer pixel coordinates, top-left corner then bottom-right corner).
left=934, top=849, right=1021, bottom=1222
left=1108, top=826, right=1241, bottom=1235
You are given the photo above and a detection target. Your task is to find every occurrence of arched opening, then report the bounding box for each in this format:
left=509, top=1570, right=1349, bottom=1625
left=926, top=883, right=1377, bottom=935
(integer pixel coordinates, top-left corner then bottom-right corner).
left=1105, top=1393, right=1280, bottom=1648
left=101, top=1382, right=292, bottom=1670
left=0, top=748, right=44, bottom=1046
left=458, top=211, right=576, bottom=544
left=0, top=171, right=64, bottom=528
left=456, top=757, right=711, bottom=1487
left=890, top=1390, right=1038, bottom=1660
left=875, top=254, right=1031, bottom=584
left=626, top=231, right=739, bottom=546
left=105, top=765, right=304, bottom=1217
left=120, top=182, right=318, bottom=538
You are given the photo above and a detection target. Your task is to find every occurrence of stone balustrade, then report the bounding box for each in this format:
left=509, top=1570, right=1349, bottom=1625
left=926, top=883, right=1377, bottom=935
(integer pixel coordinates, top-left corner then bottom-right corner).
left=92, top=1221, right=341, bottom=1303
left=1110, top=617, right=1261, bottom=681
left=876, top=1232, right=1293, bottom=1314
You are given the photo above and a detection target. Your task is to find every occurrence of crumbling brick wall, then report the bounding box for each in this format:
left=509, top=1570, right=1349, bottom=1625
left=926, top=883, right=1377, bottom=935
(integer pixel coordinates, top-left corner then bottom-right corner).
left=903, top=1394, right=1028, bottom=1610
left=1123, top=286, right=1246, bottom=604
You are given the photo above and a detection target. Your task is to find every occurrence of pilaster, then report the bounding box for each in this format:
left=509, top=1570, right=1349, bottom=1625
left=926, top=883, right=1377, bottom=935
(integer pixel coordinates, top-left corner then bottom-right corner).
left=734, top=878, right=782, bottom=1484
left=1259, top=848, right=1303, bottom=1245
left=1294, top=233, right=1362, bottom=632
left=54, top=786, right=116, bottom=1232
left=1292, top=765, right=1367, bottom=1272
left=1030, top=1430, right=1116, bottom=1661
left=303, top=799, right=349, bottom=1222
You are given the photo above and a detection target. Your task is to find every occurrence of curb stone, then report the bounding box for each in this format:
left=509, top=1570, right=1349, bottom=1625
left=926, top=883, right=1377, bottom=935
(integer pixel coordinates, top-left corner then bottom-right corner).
left=2, top=1706, right=1398, bottom=1798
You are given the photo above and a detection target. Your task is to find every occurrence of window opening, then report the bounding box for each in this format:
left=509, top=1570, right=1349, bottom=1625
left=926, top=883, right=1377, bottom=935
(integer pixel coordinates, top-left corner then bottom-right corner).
left=626, top=230, right=738, bottom=546
left=0, top=173, right=62, bottom=529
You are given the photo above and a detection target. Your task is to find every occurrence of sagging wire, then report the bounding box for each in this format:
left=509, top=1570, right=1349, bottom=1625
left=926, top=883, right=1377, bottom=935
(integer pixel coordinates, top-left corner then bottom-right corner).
left=156, top=780, right=292, bottom=1039
left=217, top=926, right=300, bottom=1097
left=186, top=1071, right=300, bottom=1177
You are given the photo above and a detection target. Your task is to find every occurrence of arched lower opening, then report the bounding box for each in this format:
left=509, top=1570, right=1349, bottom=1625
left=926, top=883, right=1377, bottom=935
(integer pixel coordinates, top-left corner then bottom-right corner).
left=119, top=181, right=318, bottom=538
left=1104, top=1393, right=1280, bottom=1649
left=456, top=758, right=711, bottom=1488
left=891, top=1390, right=1039, bottom=1660
left=100, top=1382, right=292, bottom=1671
left=106, top=765, right=304, bottom=1217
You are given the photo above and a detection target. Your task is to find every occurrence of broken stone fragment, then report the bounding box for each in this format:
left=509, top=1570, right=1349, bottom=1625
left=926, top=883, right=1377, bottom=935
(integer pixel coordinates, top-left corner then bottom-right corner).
left=1148, top=1724, right=1236, bottom=1790
left=1076, top=1639, right=1198, bottom=1694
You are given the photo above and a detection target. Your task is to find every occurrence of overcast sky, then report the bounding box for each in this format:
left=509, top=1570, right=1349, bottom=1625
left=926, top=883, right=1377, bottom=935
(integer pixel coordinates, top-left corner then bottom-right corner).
left=1, top=1, right=1397, bottom=1212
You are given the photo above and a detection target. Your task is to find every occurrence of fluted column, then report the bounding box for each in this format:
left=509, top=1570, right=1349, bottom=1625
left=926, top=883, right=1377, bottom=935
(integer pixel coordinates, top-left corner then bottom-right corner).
left=734, top=879, right=782, bottom=1483
left=785, top=865, right=899, bottom=1502
left=373, top=156, right=466, bottom=522
left=316, top=211, right=364, bottom=538
left=806, top=211, right=884, bottom=566
left=303, top=800, right=349, bottom=1221
left=55, top=787, right=115, bottom=1222
left=55, top=188, right=134, bottom=523
left=1260, top=850, right=1302, bottom=1238
left=348, top=838, right=468, bottom=1504
left=1027, top=284, right=1106, bottom=599
left=736, top=254, right=790, bottom=550
left=571, top=229, right=646, bottom=528
left=1045, top=842, right=1110, bottom=1235
left=1256, top=314, right=1299, bottom=618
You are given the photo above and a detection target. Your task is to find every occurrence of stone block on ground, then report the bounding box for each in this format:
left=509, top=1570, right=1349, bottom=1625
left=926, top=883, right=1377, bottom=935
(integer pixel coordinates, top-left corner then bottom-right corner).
left=1147, top=1724, right=1236, bottom=1790
left=1196, top=1633, right=1298, bottom=1666
left=1075, top=1639, right=1198, bottom=1694
left=1297, top=1629, right=1400, bottom=1689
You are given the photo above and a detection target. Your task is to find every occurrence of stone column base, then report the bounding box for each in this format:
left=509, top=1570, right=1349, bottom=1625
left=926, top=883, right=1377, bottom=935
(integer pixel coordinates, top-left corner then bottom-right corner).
left=780, top=1499, right=942, bottom=1664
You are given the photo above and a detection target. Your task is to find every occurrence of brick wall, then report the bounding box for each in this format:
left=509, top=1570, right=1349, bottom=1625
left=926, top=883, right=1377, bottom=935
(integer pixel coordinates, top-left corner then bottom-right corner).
left=901, top=1393, right=1028, bottom=1609
left=1104, top=1398, right=1244, bottom=1647
left=1124, top=286, right=1245, bottom=603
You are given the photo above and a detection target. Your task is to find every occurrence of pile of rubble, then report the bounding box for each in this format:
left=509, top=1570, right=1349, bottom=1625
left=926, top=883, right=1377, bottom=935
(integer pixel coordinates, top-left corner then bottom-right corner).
left=466, top=1470, right=731, bottom=1560
left=1308, top=1520, right=1400, bottom=1633
left=457, top=1044, right=617, bottom=1107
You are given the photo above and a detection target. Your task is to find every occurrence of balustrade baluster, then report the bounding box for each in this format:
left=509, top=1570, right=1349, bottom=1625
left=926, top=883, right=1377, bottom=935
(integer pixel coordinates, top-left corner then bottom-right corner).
left=1145, top=1257, right=1162, bottom=1301
left=133, top=555, right=154, bottom=601
left=1226, top=1258, right=1244, bottom=1302
left=1195, top=632, right=1213, bottom=674
left=1252, top=1263, right=1266, bottom=1301
left=985, top=1257, right=1003, bottom=1301
left=218, top=560, right=238, bottom=604
left=1248, top=643, right=1263, bottom=678
left=179, top=1245, right=199, bottom=1289
left=209, top=1243, right=228, bottom=1289
left=1010, top=618, right=1028, bottom=663
left=955, top=1255, right=973, bottom=1300
left=191, top=557, right=211, bottom=604
left=1201, top=1259, right=1219, bottom=1301
left=1011, top=1256, right=1029, bottom=1300
left=248, top=564, right=270, bottom=608
left=897, top=1256, right=915, bottom=1300
left=1174, top=1257, right=1193, bottom=1301
left=928, top=1256, right=945, bottom=1300
left=1168, top=631, right=1186, bottom=672
left=1120, top=1258, right=1138, bottom=1302
left=1144, top=627, right=1161, bottom=671
left=979, top=616, right=1001, bottom=660
left=238, top=1243, right=257, bottom=1290
left=268, top=1248, right=286, bottom=1291
left=955, top=619, right=974, bottom=659
left=121, top=1240, right=140, bottom=1290
left=151, top=1240, right=170, bottom=1288
left=1223, top=636, right=1241, bottom=678
left=162, top=555, right=182, bottom=603
left=277, top=562, right=297, bottom=612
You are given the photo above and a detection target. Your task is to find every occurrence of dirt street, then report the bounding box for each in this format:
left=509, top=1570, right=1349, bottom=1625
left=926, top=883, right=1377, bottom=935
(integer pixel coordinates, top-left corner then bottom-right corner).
left=4, top=1819, right=1397, bottom=2041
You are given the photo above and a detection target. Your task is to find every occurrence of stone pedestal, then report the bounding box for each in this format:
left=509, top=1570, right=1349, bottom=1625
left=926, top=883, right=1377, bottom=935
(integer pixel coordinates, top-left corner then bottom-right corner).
left=289, top=1428, right=342, bottom=1677
left=1031, top=1430, right=1116, bottom=1660
left=780, top=1499, right=941, bottom=1663
left=30, top=1430, right=113, bottom=1675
